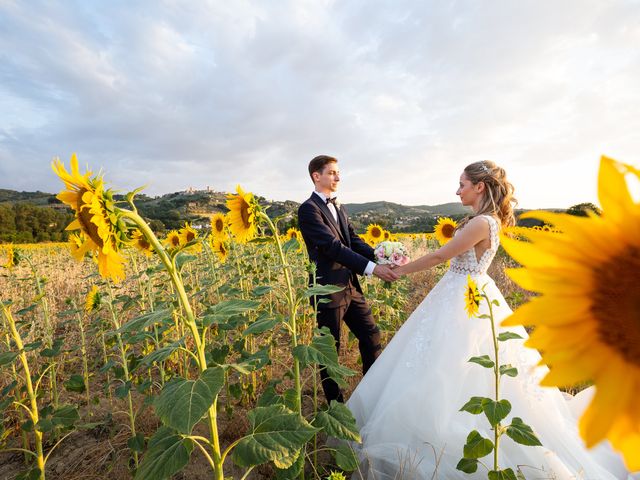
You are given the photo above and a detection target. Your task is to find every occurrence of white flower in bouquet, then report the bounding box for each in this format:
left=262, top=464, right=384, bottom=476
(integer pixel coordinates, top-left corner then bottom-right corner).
left=374, top=241, right=410, bottom=266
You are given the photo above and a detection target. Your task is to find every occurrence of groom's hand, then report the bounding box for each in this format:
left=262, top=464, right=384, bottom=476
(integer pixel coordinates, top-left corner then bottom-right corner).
left=373, top=265, right=400, bottom=282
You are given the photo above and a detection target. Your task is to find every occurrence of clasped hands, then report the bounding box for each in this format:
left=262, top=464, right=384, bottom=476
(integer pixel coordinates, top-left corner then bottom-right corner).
left=372, top=264, right=403, bottom=282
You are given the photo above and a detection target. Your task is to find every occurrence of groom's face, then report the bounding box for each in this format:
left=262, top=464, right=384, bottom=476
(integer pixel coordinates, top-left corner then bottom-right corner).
left=314, top=162, right=340, bottom=193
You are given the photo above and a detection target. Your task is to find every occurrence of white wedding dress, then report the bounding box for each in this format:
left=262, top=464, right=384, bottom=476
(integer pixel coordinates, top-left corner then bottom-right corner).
left=347, top=215, right=634, bottom=480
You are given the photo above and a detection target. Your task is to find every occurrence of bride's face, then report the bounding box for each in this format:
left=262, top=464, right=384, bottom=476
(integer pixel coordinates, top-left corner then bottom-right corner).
left=456, top=173, right=484, bottom=209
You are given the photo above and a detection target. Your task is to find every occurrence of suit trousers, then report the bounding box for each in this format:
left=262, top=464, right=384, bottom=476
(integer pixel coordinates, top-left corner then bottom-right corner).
left=316, top=285, right=382, bottom=403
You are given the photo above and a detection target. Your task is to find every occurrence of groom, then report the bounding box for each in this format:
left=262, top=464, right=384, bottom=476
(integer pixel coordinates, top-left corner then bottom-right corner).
left=297, top=155, right=399, bottom=403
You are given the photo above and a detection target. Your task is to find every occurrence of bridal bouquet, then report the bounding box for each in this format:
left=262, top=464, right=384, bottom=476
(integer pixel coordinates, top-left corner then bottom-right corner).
left=374, top=241, right=410, bottom=266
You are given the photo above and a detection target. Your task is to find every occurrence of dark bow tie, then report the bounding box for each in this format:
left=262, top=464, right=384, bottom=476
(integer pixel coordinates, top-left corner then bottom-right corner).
left=326, top=197, right=338, bottom=206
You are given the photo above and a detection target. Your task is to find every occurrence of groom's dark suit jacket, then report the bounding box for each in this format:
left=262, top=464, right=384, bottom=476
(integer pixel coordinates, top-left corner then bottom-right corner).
left=298, top=193, right=376, bottom=308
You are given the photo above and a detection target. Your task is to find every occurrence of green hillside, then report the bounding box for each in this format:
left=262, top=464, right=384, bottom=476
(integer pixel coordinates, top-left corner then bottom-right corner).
left=0, top=188, right=578, bottom=243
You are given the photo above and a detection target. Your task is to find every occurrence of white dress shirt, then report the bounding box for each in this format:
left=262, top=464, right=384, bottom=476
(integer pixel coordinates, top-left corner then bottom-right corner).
left=313, top=191, right=375, bottom=276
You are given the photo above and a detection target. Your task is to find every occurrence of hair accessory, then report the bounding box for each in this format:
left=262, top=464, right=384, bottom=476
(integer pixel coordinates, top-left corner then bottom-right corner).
left=480, top=162, right=489, bottom=173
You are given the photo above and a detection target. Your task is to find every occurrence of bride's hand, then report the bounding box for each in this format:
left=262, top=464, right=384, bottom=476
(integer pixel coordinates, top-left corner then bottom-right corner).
left=390, top=264, right=405, bottom=276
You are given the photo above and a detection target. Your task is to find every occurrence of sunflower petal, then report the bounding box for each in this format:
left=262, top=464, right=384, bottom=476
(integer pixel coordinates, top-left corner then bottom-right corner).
left=598, top=156, right=633, bottom=228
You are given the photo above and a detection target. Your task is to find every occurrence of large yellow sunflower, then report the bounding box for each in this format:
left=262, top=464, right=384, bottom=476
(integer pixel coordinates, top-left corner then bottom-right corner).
left=164, top=230, right=181, bottom=250
left=434, top=217, right=457, bottom=245
left=501, top=155, right=640, bottom=470
left=210, top=238, right=229, bottom=264
left=129, top=229, right=153, bottom=257
left=226, top=185, right=259, bottom=243
left=85, top=285, right=102, bottom=312
left=52, top=154, right=126, bottom=283
left=68, top=232, right=90, bottom=260
left=464, top=275, right=481, bottom=318
left=178, top=223, right=201, bottom=252
left=210, top=213, right=228, bottom=239
left=286, top=228, right=302, bottom=241
left=365, top=224, right=384, bottom=244
left=3, top=244, right=16, bottom=270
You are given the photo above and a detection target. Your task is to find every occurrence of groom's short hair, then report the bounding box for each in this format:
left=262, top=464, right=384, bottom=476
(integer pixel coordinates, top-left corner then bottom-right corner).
left=308, top=155, right=338, bottom=180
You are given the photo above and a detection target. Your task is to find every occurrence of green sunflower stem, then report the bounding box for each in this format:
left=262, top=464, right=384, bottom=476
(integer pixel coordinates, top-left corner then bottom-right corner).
left=259, top=212, right=302, bottom=417
left=24, top=256, right=59, bottom=410
left=120, top=210, right=224, bottom=480
left=258, top=212, right=306, bottom=480
left=1, top=303, right=46, bottom=480
left=106, top=282, right=139, bottom=469
left=71, top=301, right=91, bottom=416
left=485, top=292, right=500, bottom=472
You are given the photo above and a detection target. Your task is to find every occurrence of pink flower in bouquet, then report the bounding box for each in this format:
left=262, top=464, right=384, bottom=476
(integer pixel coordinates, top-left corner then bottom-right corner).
left=391, top=252, right=409, bottom=266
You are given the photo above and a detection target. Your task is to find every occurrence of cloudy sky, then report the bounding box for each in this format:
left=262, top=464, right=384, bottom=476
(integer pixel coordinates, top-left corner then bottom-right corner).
left=1, top=0, right=638, bottom=208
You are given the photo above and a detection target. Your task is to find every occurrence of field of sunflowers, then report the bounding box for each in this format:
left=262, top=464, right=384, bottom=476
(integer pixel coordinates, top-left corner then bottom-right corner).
left=0, top=155, right=637, bottom=479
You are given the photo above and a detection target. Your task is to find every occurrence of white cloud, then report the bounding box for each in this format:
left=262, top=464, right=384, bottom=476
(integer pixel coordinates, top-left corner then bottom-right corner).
left=0, top=0, right=638, bottom=208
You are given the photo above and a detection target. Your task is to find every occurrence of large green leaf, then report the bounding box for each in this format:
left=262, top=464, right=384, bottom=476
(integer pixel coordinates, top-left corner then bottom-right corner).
left=117, top=309, right=172, bottom=334
left=488, top=468, right=518, bottom=480
left=251, top=285, right=273, bottom=297
left=137, top=339, right=185, bottom=369
left=293, top=331, right=356, bottom=387
left=468, top=355, right=495, bottom=368
left=226, top=346, right=270, bottom=374
left=505, top=417, right=542, bottom=446
left=497, top=332, right=523, bottom=342
left=482, top=399, right=511, bottom=427
left=462, top=430, right=493, bottom=459
left=36, top=404, right=79, bottom=432
left=456, top=458, right=479, bottom=474
left=0, top=351, right=18, bottom=367
left=334, top=443, right=359, bottom=471
left=64, top=374, right=86, bottom=393
left=283, top=237, right=300, bottom=253
left=175, top=252, right=197, bottom=270
left=154, top=367, right=224, bottom=434
left=499, top=364, right=518, bottom=377
left=313, top=401, right=361, bottom=442
left=201, top=299, right=261, bottom=327
left=232, top=405, right=319, bottom=469
left=40, top=337, right=64, bottom=357
left=274, top=454, right=304, bottom=480
left=459, top=396, right=489, bottom=415
left=127, top=432, right=146, bottom=453
left=243, top=313, right=283, bottom=337
left=256, top=382, right=283, bottom=408
left=134, top=427, right=193, bottom=480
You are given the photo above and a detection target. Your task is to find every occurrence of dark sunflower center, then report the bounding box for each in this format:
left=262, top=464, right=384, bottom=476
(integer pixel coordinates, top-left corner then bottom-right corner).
left=138, top=237, right=151, bottom=250
left=215, top=219, right=224, bottom=232
left=592, top=245, right=640, bottom=366
left=442, top=224, right=455, bottom=238
left=186, top=231, right=195, bottom=242
left=466, top=288, right=477, bottom=304
left=171, top=235, right=180, bottom=247
left=291, top=232, right=298, bottom=239
left=240, top=200, right=250, bottom=227
left=372, top=227, right=381, bottom=238
left=76, top=188, right=103, bottom=248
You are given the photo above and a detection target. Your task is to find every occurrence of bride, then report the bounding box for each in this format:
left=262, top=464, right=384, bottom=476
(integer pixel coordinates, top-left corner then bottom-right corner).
left=347, top=161, right=634, bottom=479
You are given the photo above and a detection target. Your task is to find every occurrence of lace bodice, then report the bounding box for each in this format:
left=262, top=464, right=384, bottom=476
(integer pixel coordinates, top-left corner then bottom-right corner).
left=449, top=215, right=500, bottom=275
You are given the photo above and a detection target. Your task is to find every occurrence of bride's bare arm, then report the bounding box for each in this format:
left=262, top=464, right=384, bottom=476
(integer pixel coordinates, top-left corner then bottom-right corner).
left=394, top=217, right=490, bottom=276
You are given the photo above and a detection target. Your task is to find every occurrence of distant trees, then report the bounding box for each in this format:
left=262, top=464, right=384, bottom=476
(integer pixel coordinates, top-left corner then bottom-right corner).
left=0, top=203, right=75, bottom=243
left=565, top=202, right=601, bottom=217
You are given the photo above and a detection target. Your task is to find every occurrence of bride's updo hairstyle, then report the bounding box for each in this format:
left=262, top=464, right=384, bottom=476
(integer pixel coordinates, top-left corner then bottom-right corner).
left=460, top=160, right=517, bottom=228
